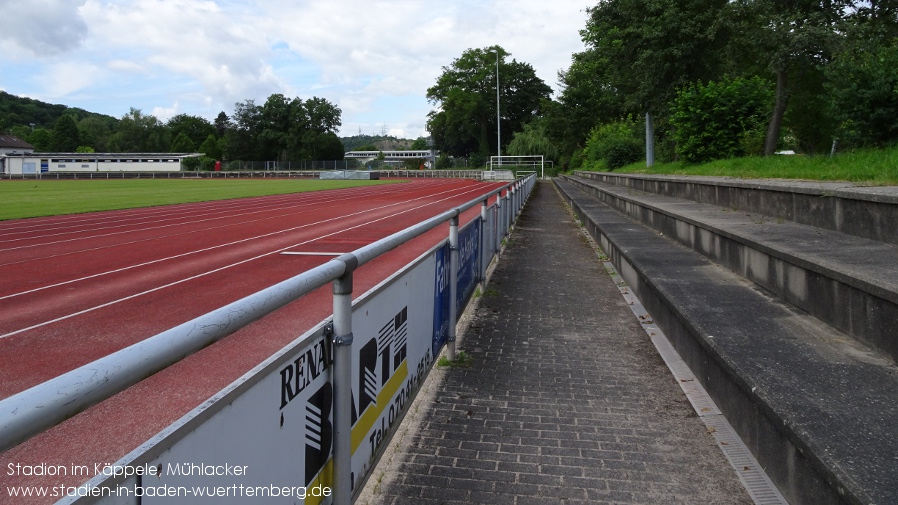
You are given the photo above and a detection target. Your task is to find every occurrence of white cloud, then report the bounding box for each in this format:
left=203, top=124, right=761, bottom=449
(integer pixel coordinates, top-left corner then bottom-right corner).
left=0, top=0, right=89, bottom=57
left=152, top=102, right=180, bottom=122
left=0, top=0, right=590, bottom=139
left=107, top=60, right=149, bottom=75
left=80, top=0, right=288, bottom=105
left=37, top=60, right=103, bottom=97
left=254, top=0, right=588, bottom=133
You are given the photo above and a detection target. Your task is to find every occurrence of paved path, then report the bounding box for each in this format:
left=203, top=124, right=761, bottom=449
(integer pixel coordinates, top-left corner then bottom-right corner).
left=358, top=181, right=752, bottom=505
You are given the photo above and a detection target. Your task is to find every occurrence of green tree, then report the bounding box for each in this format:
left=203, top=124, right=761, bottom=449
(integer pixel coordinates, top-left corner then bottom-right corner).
left=226, top=100, right=262, bottom=160
left=727, top=0, right=845, bottom=154
left=427, top=46, right=551, bottom=160
left=547, top=49, right=627, bottom=164
left=214, top=111, right=231, bottom=137
left=410, top=137, right=428, bottom=150
left=198, top=134, right=222, bottom=159
left=109, top=108, right=166, bottom=152
left=258, top=94, right=293, bottom=161
left=300, top=131, right=345, bottom=160
left=166, top=114, right=215, bottom=148
left=9, top=125, right=31, bottom=140
left=826, top=31, right=898, bottom=147
left=575, top=0, right=732, bottom=166
left=303, top=96, right=341, bottom=134
left=290, top=97, right=342, bottom=159
left=507, top=121, right=559, bottom=162
left=50, top=115, right=80, bottom=151
left=78, top=116, right=116, bottom=152
left=239, top=94, right=343, bottom=162
left=580, top=0, right=731, bottom=116
left=170, top=133, right=196, bottom=153
left=28, top=128, right=53, bottom=151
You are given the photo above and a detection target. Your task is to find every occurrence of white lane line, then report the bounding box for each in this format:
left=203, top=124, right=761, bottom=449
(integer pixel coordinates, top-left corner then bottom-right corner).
left=0, top=184, right=431, bottom=267
left=0, top=184, right=489, bottom=339
left=280, top=252, right=345, bottom=256
left=0, top=179, right=439, bottom=235
left=0, top=184, right=472, bottom=301
left=0, top=181, right=421, bottom=234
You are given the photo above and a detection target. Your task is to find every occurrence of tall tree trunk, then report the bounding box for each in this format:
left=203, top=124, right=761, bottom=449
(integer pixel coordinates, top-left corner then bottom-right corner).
left=764, top=69, right=789, bottom=156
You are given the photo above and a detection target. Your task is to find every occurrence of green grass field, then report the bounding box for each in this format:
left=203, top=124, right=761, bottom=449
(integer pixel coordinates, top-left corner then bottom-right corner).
left=0, top=178, right=403, bottom=221
left=600, top=146, right=898, bottom=185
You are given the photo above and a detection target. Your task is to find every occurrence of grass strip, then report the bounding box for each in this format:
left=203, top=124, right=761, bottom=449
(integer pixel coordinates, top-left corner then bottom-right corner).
left=0, top=178, right=403, bottom=221
left=603, top=146, right=898, bottom=185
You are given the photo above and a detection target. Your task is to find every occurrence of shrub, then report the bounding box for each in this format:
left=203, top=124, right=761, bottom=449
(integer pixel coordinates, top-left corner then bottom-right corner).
left=181, top=157, right=201, bottom=171
left=584, top=117, right=644, bottom=170
left=670, top=76, right=772, bottom=163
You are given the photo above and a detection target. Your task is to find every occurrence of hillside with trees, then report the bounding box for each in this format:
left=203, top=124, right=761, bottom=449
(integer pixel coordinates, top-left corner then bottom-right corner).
left=0, top=92, right=345, bottom=167
left=342, top=135, right=422, bottom=152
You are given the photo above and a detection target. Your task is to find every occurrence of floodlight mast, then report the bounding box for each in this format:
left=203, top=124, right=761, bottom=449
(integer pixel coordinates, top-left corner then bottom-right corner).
left=496, top=50, right=501, bottom=163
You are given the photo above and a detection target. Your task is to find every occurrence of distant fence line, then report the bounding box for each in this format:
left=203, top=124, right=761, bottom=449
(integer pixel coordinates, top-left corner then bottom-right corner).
left=227, top=160, right=366, bottom=171
left=0, top=169, right=493, bottom=181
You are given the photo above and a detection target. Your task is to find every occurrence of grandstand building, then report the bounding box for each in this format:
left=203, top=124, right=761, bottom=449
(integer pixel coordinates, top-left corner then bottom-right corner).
left=344, top=150, right=437, bottom=168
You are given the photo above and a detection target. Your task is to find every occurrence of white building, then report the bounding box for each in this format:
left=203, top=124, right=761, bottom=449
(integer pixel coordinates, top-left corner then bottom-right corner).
left=1, top=152, right=202, bottom=175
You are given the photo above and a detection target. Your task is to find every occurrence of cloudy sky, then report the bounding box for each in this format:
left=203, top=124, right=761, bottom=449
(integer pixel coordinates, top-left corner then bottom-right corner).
left=0, top=0, right=590, bottom=140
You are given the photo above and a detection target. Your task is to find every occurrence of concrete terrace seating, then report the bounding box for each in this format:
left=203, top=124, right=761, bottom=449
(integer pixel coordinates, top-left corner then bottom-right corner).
left=555, top=173, right=898, bottom=505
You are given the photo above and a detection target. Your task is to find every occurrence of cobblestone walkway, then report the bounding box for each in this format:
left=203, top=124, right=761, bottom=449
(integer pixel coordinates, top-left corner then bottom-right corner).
left=359, top=181, right=752, bottom=505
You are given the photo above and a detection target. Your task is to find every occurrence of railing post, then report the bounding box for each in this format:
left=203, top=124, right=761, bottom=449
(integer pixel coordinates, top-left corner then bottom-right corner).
left=512, top=183, right=517, bottom=218
left=332, top=260, right=355, bottom=505
left=502, top=191, right=509, bottom=236
left=480, top=200, right=488, bottom=282
left=505, top=190, right=512, bottom=231
left=513, top=183, right=519, bottom=217
left=447, top=215, right=459, bottom=361
left=510, top=186, right=516, bottom=226
left=495, top=194, right=502, bottom=253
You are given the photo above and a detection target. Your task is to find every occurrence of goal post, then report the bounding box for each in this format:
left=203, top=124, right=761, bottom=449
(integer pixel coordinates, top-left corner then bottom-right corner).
left=488, top=155, right=545, bottom=179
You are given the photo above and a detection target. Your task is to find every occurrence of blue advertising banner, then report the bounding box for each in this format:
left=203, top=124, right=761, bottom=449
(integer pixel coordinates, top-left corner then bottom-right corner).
left=455, top=219, right=481, bottom=318
left=432, top=242, right=450, bottom=357
left=432, top=219, right=482, bottom=357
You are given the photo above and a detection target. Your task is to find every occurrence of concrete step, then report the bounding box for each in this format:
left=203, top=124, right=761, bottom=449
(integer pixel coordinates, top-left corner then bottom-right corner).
left=562, top=174, right=898, bottom=363
left=574, top=171, right=898, bottom=247
left=554, top=177, right=898, bottom=505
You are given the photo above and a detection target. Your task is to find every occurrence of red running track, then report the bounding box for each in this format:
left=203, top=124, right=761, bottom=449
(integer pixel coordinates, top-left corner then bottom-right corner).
left=0, top=178, right=505, bottom=501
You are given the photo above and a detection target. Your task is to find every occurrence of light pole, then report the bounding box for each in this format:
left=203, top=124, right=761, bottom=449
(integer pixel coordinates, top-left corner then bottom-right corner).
left=495, top=50, right=501, bottom=160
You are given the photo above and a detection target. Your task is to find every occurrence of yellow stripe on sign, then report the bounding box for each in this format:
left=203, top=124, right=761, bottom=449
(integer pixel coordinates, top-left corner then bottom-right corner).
left=350, top=361, right=409, bottom=453
left=305, top=459, right=333, bottom=505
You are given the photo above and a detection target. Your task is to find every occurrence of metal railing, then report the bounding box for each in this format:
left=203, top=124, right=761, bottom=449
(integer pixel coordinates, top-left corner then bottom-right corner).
left=0, top=174, right=536, bottom=503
